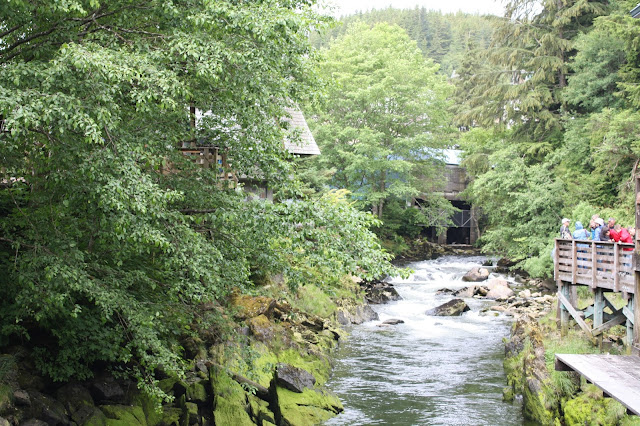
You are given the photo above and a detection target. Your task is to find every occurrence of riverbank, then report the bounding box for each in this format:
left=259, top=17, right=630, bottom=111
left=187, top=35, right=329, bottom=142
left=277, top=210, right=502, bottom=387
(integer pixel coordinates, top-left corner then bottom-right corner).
left=501, top=289, right=640, bottom=425
left=0, top=275, right=381, bottom=426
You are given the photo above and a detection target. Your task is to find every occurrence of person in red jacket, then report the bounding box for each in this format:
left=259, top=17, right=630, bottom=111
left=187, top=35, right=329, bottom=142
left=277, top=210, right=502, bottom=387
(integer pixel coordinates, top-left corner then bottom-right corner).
left=620, top=226, right=634, bottom=251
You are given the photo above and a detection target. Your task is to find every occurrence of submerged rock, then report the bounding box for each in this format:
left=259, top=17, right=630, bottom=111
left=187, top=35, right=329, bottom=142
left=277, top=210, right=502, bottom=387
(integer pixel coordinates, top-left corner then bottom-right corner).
left=462, top=267, right=489, bottom=282
left=381, top=319, right=404, bottom=325
left=425, top=299, right=470, bottom=316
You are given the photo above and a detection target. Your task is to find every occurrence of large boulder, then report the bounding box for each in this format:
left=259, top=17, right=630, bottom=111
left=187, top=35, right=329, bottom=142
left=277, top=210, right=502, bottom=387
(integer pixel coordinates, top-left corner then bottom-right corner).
left=335, top=305, right=379, bottom=326
left=230, top=294, right=276, bottom=320
left=425, top=299, right=470, bottom=316
left=276, top=364, right=316, bottom=393
left=486, top=279, right=514, bottom=300
left=364, top=280, right=402, bottom=304
left=462, top=267, right=489, bottom=282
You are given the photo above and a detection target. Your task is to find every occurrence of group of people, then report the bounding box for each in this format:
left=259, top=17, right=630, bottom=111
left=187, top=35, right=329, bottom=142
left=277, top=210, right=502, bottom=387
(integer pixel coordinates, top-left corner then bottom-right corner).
left=560, top=216, right=635, bottom=245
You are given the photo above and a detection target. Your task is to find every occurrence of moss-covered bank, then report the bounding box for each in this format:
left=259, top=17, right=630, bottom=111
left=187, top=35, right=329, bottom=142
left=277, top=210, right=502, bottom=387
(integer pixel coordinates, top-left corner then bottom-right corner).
left=503, top=311, right=640, bottom=425
left=0, top=277, right=374, bottom=425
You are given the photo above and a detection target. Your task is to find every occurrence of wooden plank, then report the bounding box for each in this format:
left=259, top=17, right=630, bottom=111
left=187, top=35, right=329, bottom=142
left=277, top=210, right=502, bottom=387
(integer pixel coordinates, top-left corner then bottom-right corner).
left=592, top=312, right=626, bottom=336
left=623, top=306, right=634, bottom=325
left=614, top=244, right=620, bottom=292
left=555, top=354, right=640, bottom=415
left=558, top=291, right=595, bottom=342
left=572, top=240, right=577, bottom=283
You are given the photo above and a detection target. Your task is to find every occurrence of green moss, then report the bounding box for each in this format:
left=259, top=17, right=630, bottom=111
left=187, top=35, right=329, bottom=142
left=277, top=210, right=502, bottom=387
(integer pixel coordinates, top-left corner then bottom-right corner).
left=295, top=284, right=337, bottom=318
left=522, top=380, right=555, bottom=425
left=160, top=407, right=181, bottom=426
left=185, top=381, right=208, bottom=403
left=82, top=409, right=108, bottom=426
left=131, top=391, right=162, bottom=426
left=213, top=395, right=254, bottom=426
left=100, top=405, right=147, bottom=426
left=562, top=385, right=626, bottom=426
left=248, top=394, right=275, bottom=425
left=277, top=349, right=331, bottom=385
left=0, top=384, right=13, bottom=416
left=276, top=386, right=343, bottom=426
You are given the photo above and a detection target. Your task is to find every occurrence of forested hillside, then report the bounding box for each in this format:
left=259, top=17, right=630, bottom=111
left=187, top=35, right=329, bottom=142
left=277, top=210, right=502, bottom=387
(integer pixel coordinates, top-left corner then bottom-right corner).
left=305, top=0, right=640, bottom=278
left=310, top=7, right=496, bottom=76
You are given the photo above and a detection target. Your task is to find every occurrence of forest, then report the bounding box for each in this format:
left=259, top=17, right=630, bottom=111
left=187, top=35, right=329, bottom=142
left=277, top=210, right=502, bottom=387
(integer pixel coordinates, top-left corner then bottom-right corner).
left=1, top=0, right=640, bottom=417
left=303, top=0, right=640, bottom=278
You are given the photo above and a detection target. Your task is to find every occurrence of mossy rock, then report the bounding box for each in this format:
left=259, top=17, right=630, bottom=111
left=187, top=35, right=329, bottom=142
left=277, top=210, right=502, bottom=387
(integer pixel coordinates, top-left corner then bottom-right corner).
left=230, top=294, right=276, bottom=320
left=159, top=407, right=181, bottom=426
left=276, top=349, right=332, bottom=386
left=100, top=405, right=147, bottom=426
left=248, top=394, right=275, bottom=425
left=276, top=386, right=342, bottom=426
left=130, top=391, right=162, bottom=426
left=0, top=384, right=13, bottom=416
left=213, top=395, right=254, bottom=426
left=77, top=407, right=108, bottom=426
left=563, top=385, right=627, bottom=426
left=185, top=381, right=208, bottom=403
left=247, top=314, right=281, bottom=343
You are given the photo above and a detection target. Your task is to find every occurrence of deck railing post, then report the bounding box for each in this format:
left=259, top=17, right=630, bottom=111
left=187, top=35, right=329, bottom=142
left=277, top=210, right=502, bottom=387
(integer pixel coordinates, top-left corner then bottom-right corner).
left=572, top=240, right=577, bottom=283
left=594, top=288, right=604, bottom=347
left=591, top=241, right=597, bottom=290
left=614, top=243, right=620, bottom=293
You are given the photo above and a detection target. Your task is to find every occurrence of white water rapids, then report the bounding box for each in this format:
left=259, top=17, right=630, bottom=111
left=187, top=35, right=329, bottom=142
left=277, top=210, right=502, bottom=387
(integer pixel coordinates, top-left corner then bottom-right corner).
left=324, top=255, right=527, bottom=425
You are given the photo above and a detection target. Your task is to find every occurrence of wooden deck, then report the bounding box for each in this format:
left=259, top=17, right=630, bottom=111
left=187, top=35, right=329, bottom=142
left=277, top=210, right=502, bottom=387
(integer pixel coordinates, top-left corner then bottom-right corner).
left=555, top=353, right=640, bottom=415
left=555, top=239, right=635, bottom=293
left=554, top=238, right=639, bottom=348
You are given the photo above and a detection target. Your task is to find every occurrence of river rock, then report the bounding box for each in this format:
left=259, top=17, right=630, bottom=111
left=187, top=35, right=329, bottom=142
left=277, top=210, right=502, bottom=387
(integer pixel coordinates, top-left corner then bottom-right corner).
left=425, top=299, right=470, bottom=316
left=276, top=364, right=316, bottom=393
left=364, top=280, right=402, bottom=304
left=381, top=319, right=404, bottom=325
left=485, top=279, right=514, bottom=300
left=336, top=304, right=379, bottom=326
left=435, top=288, right=454, bottom=295
left=453, top=285, right=476, bottom=298
left=461, top=267, right=489, bottom=282
left=89, top=375, right=126, bottom=405
left=520, top=289, right=532, bottom=299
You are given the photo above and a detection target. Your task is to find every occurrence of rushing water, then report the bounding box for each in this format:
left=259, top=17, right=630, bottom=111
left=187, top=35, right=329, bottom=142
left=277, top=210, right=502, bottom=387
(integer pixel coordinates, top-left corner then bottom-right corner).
left=325, top=256, right=526, bottom=426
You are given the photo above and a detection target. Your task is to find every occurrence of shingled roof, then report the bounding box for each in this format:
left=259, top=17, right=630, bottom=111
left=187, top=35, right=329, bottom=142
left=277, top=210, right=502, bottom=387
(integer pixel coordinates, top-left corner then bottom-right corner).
left=282, top=108, right=321, bottom=156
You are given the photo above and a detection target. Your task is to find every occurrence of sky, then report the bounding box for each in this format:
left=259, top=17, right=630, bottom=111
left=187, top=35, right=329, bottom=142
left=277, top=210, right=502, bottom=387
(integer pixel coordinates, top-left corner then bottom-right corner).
left=322, top=0, right=505, bottom=17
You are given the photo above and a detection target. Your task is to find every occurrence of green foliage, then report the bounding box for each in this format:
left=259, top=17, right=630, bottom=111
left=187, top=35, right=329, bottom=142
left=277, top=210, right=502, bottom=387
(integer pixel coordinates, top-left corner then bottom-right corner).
left=0, top=0, right=400, bottom=401
left=307, top=22, right=454, bottom=220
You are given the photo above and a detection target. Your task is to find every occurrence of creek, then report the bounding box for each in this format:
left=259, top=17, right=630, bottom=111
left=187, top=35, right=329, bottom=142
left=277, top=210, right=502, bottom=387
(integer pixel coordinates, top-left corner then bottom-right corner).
left=325, top=255, right=526, bottom=425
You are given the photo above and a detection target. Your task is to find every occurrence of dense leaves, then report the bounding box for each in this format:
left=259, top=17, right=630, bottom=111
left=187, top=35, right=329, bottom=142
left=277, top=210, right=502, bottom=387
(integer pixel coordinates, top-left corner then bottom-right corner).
left=306, top=22, right=454, bottom=222
left=0, top=0, right=399, bottom=400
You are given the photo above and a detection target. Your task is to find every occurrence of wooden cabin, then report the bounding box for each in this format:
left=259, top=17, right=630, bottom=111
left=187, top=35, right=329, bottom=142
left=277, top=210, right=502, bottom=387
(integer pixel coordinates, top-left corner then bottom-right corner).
left=181, top=108, right=320, bottom=200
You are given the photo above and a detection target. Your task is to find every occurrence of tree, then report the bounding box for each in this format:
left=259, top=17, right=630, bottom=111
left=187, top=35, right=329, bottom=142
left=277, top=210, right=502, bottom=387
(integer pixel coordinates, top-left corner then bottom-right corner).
left=0, top=0, right=398, bottom=400
left=456, top=0, right=607, bottom=140
left=308, top=22, right=453, bottom=220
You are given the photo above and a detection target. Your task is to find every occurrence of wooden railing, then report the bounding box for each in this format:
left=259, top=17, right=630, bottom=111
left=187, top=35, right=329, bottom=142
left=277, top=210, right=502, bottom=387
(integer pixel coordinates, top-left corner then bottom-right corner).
left=555, top=239, right=635, bottom=294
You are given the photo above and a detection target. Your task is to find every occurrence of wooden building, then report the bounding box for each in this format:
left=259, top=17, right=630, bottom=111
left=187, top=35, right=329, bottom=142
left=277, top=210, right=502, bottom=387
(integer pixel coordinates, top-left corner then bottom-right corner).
left=419, top=149, right=479, bottom=245
left=181, top=108, right=320, bottom=200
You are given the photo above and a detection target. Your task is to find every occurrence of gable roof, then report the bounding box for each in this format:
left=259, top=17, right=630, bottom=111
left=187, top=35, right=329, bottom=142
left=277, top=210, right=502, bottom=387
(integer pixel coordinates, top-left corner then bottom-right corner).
left=282, top=108, right=321, bottom=156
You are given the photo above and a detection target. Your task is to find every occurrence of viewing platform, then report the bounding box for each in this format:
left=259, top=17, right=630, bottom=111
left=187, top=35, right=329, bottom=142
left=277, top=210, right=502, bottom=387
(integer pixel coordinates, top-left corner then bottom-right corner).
left=553, top=238, right=639, bottom=350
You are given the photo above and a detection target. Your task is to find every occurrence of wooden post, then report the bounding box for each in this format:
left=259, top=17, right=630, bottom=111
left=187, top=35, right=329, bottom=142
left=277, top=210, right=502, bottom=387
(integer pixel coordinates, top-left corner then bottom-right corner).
left=614, top=243, right=620, bottom=292
left=594, top=288, right=604, bottom=347
left=561, top=282, right=570, bottom=336
left=627, top=296, right=634, bottom=352
left=572, top=240, right=577, bottom=283
left=592, top=241, right=597, bottom=289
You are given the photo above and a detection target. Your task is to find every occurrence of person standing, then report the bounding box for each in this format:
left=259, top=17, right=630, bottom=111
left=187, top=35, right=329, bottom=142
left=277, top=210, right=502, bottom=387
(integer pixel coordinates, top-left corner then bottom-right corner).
left=560, top=218, right=572, bottom=239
